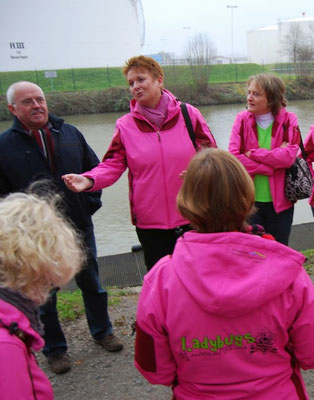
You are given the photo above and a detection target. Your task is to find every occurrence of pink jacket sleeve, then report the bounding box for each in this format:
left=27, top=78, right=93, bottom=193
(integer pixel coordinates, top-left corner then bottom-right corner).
left=288, top=268, right=314, bottom=370
left=0, top=342, right=36, bottom=399
left=249, top=144, right=299, bottom=169
left=82, top=128, right=127, bottom=191
left=135, top=268, right=177, bottom=386
left=304, top=126, right=314, bottom=163
left=229, top=113, right=274, bottom=176
left=249, top=119, right=300, bottom=169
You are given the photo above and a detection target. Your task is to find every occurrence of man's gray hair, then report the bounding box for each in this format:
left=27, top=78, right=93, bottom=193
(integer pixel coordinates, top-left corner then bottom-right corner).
left=6, top=81, right=44, bottom=105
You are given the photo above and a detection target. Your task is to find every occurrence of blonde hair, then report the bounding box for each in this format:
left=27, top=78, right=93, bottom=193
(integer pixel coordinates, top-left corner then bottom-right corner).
left=177, top=148, right=255, bottom=233
left=123, top=55, right=164, bottom=80
left=0, top=192, right=85, bottom=304
left=247, top=73, right=287, bottom=115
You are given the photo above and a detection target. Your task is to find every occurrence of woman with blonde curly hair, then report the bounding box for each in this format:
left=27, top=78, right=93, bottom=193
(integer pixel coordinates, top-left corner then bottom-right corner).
left=0, top=192, right=84, bottom=400
left=135, top=148, right=314, bottom=399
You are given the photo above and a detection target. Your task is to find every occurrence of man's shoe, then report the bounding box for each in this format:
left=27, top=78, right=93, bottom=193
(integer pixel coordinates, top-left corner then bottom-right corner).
left=47, top=353, right=72, bottom=374
left=94, top=334, right=123, bottom=352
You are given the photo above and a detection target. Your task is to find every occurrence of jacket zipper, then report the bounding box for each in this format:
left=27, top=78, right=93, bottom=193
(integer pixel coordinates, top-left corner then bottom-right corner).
left=156, top=130, right=171, bottom=227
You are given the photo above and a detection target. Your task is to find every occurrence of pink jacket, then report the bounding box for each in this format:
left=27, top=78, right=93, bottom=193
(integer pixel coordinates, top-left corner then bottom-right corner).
left=228, top=108, right=300, bottom=213
left=83, top=90, right=216, bottom=229
left=135, top=231, right=314, bottom=400
left=303, top=125, right=314, bottom=206
left=0, top=299, right=53, bottom=400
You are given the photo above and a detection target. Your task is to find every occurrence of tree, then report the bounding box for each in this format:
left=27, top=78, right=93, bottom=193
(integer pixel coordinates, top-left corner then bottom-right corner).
left=281, top=22, right=313, bottom=77
left=185, top=33, right=217, bottom=91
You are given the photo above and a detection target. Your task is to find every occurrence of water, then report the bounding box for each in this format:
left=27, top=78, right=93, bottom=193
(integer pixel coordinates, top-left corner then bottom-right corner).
left=1, top=99, right=314, bottom=256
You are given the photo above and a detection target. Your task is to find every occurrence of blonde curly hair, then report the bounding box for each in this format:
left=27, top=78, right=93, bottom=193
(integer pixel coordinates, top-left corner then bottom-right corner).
left=0, top=192, right=85, bottom=304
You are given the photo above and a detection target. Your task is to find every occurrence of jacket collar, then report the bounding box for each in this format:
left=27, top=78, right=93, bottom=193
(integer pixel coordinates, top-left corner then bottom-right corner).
left=130, top=89, right=181, bottom=129
left=247, top=107, right=287, bottom=125
left=247, top=107, right=288, bottom=138
left=12, top=114, right=64, bottom=134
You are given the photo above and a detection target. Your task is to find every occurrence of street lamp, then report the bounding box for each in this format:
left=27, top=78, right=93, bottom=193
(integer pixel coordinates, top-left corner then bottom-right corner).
left=227, top=5, right=238, bottom=63
left=160, top=38, right=167, bottom=64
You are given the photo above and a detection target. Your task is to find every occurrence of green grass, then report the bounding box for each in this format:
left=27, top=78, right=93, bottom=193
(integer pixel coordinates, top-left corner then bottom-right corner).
left=57, top=286, right=128, bottom=322
left=0, top=63, right=276, bottom=96
left=0, top=67, right=126, bottom=95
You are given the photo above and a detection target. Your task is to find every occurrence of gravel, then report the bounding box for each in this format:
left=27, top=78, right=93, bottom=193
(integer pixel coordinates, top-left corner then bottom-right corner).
left=36, top=288, right=171, bottom=400
left=36, top=287, right=314, bottom=400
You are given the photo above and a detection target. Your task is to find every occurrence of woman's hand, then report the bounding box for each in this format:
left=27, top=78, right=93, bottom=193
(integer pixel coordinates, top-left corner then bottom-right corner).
left=280, top=141, right=289, bottom=148
left=179, top=170, right=187, bottom=180
left=62, top=174, right=94, bottom=192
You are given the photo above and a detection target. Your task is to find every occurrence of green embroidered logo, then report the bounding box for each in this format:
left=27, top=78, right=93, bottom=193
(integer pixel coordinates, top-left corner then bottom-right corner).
left=180, top=333, right=255, bottom=353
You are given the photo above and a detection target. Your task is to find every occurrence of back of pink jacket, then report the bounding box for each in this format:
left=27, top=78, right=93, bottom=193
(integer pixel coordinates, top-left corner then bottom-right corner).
left=135, top=231, right=314, bottom=399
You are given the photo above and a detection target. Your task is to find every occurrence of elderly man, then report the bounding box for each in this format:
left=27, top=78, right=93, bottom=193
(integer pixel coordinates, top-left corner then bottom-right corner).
left=0, top=81, right=123, bottom=374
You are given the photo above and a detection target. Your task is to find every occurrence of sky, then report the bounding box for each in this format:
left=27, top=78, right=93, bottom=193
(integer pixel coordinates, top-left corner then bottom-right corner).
left=141, top=0, right=314, bottom=59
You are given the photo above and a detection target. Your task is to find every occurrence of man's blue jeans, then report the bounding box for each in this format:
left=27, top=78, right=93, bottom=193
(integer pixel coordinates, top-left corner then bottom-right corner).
left=40, top=225, right=112, bottom=356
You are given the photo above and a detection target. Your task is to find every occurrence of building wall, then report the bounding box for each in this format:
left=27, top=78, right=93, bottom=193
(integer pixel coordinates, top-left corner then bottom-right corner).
left=247, top=28, right=280, bottom=64
left=247, top=17, right=314, bottom=64
left=0, top=0, right=144, bottom=71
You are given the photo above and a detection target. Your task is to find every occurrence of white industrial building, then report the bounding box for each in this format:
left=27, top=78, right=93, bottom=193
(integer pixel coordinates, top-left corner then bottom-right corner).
left=247, top=16, right=314, bottom=64
left=0, top=0, right=144, bottom=71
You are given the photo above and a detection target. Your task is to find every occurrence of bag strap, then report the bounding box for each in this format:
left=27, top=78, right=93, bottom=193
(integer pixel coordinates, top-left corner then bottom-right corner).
left=180, top=103, right=197, bottom=150
left=283, top=124, right=308, bottom=160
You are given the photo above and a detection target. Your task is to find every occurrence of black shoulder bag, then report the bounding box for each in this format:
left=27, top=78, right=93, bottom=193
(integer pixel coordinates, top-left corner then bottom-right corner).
left=284, top=126, right=313, bottom=202
left=180, top=103, right=197, bottom=150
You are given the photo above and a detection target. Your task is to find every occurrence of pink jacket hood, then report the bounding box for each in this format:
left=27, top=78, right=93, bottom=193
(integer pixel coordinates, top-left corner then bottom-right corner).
left=171, top=231, right=305, bottom=318
left=135, top=231, right=313, bottom=399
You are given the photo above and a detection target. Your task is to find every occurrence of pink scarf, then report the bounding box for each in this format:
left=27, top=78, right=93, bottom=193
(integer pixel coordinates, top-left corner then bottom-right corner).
left=137, top=92, right=169, bottom=130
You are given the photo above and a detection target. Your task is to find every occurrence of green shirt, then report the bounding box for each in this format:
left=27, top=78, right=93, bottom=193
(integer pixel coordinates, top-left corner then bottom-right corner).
left=254, top=123, right=273, bottom=202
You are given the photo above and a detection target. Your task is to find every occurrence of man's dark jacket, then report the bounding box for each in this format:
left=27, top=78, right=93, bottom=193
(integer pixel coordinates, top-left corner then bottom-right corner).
left=0, top=114, right=102, bottom=229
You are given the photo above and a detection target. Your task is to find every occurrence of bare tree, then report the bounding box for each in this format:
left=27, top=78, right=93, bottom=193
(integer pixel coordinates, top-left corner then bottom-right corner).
left=281, top=22, right=313, bottom=76
left=185, top=33, right=217, bottom=91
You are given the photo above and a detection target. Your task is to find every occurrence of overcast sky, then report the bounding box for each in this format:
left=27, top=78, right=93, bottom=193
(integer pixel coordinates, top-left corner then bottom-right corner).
left=141, top=0, right=314, bottom=58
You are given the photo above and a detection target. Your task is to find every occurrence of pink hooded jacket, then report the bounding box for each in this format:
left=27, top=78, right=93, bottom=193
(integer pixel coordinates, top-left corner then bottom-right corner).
left=135, top=231, right=314, bottom=399
left=0, top=299, right=53, bottom=400
left=83, top=90, right=216, bottom=229
left=304, top=125, right=314, bottom=206
left=228, top=108, right=300, bottom=213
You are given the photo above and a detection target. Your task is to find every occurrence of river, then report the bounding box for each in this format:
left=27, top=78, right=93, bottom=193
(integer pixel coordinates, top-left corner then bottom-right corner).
left=1, top=99, right=314, bottom=256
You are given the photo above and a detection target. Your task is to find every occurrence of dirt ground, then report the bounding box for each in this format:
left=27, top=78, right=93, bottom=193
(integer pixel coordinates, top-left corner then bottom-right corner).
left=36, top=288, right=314, bottom=400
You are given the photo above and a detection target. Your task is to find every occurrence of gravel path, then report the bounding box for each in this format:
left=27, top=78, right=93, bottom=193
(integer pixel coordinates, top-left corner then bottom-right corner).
left=36, top=288, right=314, bottom=400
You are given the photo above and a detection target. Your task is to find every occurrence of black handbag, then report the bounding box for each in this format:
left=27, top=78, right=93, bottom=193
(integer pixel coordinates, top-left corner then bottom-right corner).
left=285, top=131, right=313, bottom=202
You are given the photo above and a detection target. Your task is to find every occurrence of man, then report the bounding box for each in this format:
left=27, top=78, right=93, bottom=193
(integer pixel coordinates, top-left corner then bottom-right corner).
left=0, top=81, right=123, bottom=374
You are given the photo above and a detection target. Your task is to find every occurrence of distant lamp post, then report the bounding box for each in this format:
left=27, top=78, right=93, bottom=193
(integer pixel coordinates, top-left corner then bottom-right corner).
left=183, top=26, right=191, bottom=57
left=160, top=38, right=167, bottom=64
left=227, top=5, right=238, bottom=63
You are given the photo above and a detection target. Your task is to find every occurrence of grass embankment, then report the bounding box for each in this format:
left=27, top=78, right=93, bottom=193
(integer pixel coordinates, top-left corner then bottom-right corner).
left=0, top=63, right=267, bottom=95
left=1, top=63, right=314, bottom=121
left=0, top=63, right=269, bottom=120
left=58, top=249, right=314, bottom=322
